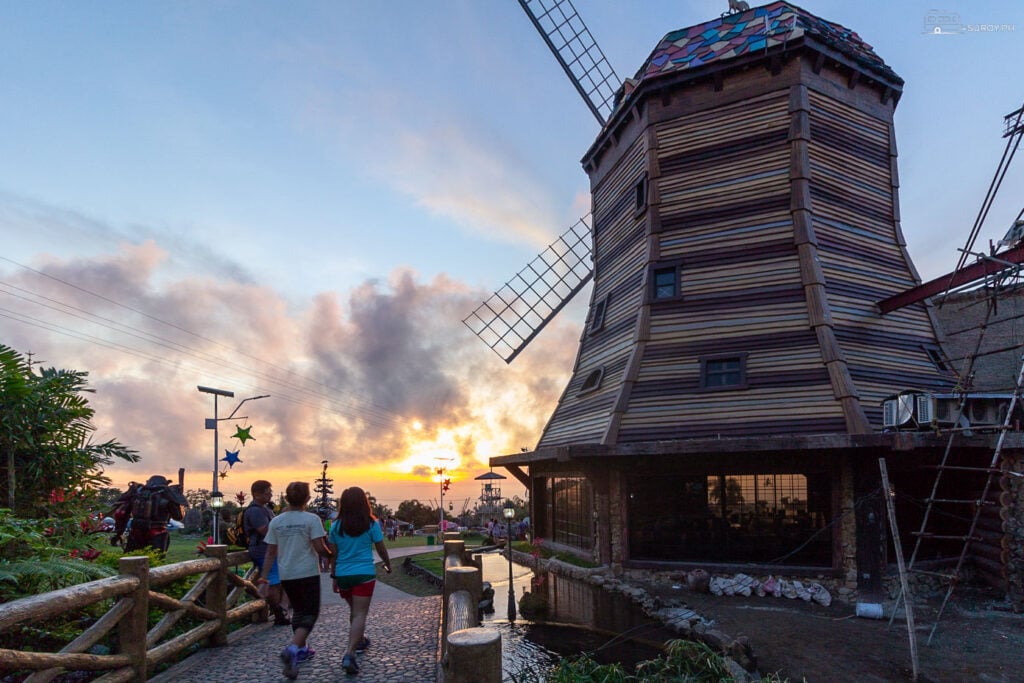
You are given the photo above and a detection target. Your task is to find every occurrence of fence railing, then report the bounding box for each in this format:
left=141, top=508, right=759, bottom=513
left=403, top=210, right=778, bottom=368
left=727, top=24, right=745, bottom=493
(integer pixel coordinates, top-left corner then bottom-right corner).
left=439, top=532, right=501, bottom=683
left=0, top=545, right=265, bottom=682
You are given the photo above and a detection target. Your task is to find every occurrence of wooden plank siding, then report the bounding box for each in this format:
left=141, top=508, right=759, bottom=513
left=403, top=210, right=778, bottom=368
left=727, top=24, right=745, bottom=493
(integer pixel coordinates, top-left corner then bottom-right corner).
left=611, top=89, right=847, bottom=442
left=537, top=135, right=649, bottom=448
left=806, top=89, right=954, bottom=419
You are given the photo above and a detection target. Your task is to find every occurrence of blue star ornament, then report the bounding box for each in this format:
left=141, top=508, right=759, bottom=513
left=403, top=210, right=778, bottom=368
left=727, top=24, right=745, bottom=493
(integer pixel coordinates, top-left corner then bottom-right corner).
left=233, top=425, right=254, bottom=445
left=222, top=450, right=242, bottom=467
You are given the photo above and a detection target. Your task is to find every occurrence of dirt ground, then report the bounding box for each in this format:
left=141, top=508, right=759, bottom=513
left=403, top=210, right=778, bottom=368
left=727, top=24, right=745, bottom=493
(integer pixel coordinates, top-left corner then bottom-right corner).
left=638, top=580, right=1024, bottom=682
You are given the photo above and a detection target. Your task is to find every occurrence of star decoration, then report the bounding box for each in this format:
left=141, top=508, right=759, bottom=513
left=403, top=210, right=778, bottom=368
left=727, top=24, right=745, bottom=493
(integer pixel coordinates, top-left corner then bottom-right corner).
left=233, top=425, right=254, bottom=445
left=222, top=450, right=242, bottom=467
left=219, top=471, right=228, bottom=480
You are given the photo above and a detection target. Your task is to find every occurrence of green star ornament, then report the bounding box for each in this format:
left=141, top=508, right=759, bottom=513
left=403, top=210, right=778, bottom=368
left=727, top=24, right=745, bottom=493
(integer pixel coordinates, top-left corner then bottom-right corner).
left=232, top=425, right=254, bottom=445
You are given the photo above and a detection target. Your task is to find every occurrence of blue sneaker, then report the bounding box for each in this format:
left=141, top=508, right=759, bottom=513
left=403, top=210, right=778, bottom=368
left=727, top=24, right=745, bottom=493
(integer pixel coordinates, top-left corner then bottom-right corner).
left=355, top=636, right=370, bottom=653
left=280, top=644, right=299, bottom=679
left=297, top=647, right=316, bottom=663
left=342, top=653, right=359, bottom=674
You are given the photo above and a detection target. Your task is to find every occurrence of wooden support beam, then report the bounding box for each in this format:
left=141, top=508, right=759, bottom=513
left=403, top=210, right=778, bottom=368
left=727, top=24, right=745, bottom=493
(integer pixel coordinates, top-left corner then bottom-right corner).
left=878, top=243, right=1024, bottom=314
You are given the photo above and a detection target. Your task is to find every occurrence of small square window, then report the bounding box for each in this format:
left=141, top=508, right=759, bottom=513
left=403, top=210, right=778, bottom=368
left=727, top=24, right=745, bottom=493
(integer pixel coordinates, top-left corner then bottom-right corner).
left=653, top=267, right=677, bottom=300
left=700, top=354, right=747, bottom=390
left=578, top=367, right=604, bottom=395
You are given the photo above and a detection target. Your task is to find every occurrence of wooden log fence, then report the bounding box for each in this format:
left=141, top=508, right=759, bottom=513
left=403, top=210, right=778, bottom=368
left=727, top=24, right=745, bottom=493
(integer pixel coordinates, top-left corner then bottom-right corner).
left=0, top=545, right=266, bottom=682
left=439, top=532, right=501, bottom=683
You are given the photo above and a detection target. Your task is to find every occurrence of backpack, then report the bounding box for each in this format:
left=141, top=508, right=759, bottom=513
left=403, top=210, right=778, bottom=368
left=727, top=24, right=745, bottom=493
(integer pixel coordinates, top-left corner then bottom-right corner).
left=226, top=506, right=250, bottom=548
left=131, top=480, right=184, bottom=525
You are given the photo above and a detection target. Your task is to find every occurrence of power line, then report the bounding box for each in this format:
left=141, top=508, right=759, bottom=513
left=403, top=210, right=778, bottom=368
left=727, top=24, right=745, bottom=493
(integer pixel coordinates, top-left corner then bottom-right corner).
left=0, top=260, right=410, bottom=430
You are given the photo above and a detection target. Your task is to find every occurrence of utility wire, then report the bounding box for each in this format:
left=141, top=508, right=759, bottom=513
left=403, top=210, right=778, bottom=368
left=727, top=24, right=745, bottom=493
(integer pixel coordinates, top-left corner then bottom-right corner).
left=0, top=257, right=407, bottom=428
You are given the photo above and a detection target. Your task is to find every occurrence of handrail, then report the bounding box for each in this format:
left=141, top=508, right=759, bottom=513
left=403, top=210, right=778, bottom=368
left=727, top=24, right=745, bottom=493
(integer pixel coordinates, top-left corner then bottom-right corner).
left=0, top=545, right=266, bottom=682
left=439, top=532, right=501, bottom=683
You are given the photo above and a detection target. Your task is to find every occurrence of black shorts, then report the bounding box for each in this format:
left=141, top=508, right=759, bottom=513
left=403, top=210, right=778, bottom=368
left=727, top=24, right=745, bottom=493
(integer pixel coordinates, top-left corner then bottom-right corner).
left=280, top=574, right=321, bottom=632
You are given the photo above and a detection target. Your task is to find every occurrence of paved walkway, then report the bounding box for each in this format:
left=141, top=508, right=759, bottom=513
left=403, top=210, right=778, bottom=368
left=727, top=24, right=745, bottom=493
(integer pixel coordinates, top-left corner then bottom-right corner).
left=153, top=547, right=441, bottom=683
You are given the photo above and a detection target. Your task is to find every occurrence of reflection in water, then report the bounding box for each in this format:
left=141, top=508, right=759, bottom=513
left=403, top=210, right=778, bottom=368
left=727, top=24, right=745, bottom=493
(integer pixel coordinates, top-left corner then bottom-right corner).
left=475, top=551, right=670, bottom=681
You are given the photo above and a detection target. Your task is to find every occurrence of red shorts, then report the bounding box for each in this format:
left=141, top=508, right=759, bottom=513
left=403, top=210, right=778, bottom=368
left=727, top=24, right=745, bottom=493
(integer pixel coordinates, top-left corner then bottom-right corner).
left=335, top=576, right=376, bottom=600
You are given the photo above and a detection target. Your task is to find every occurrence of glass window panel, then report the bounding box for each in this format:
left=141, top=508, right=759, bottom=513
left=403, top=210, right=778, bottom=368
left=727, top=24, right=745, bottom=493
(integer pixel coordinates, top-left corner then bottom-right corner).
left=653, top=268, right=676, bottom=299
left=551, top=476, right=593, bottom=550
left=628, top=470, right=830, bottom=565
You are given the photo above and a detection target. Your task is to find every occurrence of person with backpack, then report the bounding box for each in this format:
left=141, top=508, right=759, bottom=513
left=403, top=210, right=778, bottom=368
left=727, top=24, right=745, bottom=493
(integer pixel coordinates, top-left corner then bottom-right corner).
left=110, top=475, right=187, bottom=553
left=244, top=480, right=290, bottom=626
left=328, top=486, right=392, bottom=675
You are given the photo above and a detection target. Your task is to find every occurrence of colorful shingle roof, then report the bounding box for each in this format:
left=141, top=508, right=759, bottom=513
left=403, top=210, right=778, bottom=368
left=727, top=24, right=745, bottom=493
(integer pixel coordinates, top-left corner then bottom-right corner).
left=637, top=1, right=901, bottom=87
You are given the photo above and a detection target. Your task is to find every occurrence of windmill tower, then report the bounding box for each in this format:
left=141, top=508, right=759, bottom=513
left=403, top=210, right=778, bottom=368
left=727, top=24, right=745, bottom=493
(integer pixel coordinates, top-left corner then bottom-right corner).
left=480, top=1, right=983, bottom=589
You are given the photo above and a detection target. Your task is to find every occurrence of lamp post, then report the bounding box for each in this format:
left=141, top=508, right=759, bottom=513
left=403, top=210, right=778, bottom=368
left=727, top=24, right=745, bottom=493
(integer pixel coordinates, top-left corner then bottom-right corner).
left=503, top=499, right=517, bottom=622
left=198, top=386, right=269, bottom=545
left=210, top=490, right=224, bottom=543
left=433, top=457, right=451, bottom=534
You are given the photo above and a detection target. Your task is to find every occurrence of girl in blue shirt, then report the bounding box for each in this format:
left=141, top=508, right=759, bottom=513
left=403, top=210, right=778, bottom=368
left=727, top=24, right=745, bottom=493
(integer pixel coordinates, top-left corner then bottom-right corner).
left=328, top=486, right=392, bottom=675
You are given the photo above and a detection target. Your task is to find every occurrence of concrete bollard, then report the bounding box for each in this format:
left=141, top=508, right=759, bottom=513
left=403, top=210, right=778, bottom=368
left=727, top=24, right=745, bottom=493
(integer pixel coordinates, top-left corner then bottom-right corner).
left=445, top=628, right=501, bottom=683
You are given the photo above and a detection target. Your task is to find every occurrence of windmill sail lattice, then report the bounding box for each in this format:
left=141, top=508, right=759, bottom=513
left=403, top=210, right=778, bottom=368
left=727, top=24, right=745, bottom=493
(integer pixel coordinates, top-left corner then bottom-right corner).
left=517, top=0, right=620, bottom=125
left=463, top=217, right=593, bottom=363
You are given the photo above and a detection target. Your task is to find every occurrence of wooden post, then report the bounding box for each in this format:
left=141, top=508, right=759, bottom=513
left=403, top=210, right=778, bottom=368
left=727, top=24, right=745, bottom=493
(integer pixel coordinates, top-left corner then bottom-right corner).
left=445, top=628, right=501, bottom=683
left=443, top=566, right=480, bottom=654
left=443, top=538, right=466, bottom=560
left=119, top=556, right=150, bottom=682
left=204, top=545, right=229, bottom=647
left=879, top=458, right=918, bottom=681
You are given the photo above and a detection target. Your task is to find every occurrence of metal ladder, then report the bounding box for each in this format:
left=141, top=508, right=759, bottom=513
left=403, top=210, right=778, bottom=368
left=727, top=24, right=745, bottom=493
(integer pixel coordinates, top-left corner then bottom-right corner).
left=892, top=354, right=1024, bottom=644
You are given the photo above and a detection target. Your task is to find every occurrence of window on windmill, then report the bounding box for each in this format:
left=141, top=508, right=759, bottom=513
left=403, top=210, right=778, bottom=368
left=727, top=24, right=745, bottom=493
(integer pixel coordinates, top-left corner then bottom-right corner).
left=578, top=366, right=604, bottom=395
left=922, top=344, right=948, bottom=372
left=701, top=355, right=747, bottom=389
left=653, top=267, right=677, bottom=300
left=634, top=174, right=648, bottom=215
left=589, top=295, right=609, bottom=334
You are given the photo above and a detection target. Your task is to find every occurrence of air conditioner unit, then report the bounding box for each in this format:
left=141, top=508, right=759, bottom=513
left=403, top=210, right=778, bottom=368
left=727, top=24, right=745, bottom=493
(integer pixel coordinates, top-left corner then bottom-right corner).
left=899, top=392, right=1018, bottom=433
left=915, top=394, right=933, bottom=424
left=881, top=392, right=921, bottom=428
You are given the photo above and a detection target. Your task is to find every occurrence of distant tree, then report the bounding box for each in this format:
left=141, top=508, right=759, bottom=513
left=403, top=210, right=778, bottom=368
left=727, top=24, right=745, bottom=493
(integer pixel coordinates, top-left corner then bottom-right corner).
left=396, top=499, right=436, bottom=528
left=93, top=486, right=125, bottom=511
left=363, top=490, right=393, bottom=520
left=0, top=344, right=139, bottom=515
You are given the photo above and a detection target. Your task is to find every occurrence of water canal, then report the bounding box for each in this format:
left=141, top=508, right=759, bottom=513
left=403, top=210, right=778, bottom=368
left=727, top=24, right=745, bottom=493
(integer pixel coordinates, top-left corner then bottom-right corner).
left=474, top=550, right=672, bottom=680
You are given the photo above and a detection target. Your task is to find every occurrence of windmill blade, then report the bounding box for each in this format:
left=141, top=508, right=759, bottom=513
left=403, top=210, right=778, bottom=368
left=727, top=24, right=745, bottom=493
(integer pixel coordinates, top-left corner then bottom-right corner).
left=517, top=0, right=620, bottom=126
left=464, top=216, right=593, bottom=364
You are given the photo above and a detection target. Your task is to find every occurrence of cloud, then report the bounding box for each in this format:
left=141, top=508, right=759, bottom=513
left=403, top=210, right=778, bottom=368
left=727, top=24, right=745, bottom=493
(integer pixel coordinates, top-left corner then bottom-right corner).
left=387, top=125, right=560, bottom=248
left=2, top=240, right=579, bottom=500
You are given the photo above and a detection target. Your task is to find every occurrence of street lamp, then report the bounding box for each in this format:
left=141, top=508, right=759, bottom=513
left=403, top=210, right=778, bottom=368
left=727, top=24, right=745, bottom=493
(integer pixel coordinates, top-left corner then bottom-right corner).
left=210, top=490, right=224, bottom=543
left=503, top=499, right=517, bottom=622
left=433, top=457, right=451, bottom=534
left=198, top=386, right=269, bottom=545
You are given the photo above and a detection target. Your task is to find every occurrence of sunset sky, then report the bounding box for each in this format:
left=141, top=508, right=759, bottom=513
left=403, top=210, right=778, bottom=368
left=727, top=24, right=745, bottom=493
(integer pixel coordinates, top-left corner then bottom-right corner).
left=1, top=1, right=1021, bottom=512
